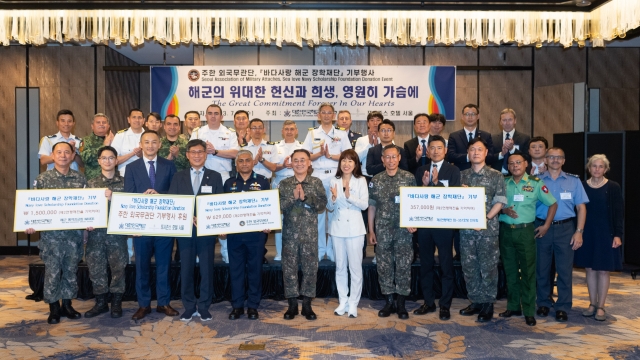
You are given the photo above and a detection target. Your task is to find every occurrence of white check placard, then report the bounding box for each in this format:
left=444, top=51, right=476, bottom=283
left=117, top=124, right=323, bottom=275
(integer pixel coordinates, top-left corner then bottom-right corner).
left=400, top=187, right=487, bottom=229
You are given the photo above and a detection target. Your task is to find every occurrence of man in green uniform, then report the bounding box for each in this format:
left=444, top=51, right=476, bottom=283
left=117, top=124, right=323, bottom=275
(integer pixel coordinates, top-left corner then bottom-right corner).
left=279, top=149, right=327, bottom=320
left=84, top=145, right=129, bottom=319
left=368, top=144, right=417, bottom=320
left=499, top=151, right=557, bottom=326
left=26, top=142, right=88, bottom=324
left=459, top=137, right=507, bottom=322
left=80, top=113, right=114, bottom=180
left=158, top=114, right=189, bottom=172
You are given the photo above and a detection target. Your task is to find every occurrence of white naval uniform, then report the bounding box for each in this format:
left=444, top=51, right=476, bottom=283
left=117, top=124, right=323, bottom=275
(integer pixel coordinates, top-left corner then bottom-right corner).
left=189, top=124, right=239, bottom=183
left=38, top=131, right=82, bottom=171
left=111, top=127, right=145, bottom=177
left=272, top=139, right=304, bottom=260
left=302, top=125, right=352, bottom=261
left=241, top=139, right=281, bottom=179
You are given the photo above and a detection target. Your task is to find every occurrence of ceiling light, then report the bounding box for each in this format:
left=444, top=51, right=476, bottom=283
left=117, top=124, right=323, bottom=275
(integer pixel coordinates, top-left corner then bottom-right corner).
left=576, top=0, right=592, bottom=7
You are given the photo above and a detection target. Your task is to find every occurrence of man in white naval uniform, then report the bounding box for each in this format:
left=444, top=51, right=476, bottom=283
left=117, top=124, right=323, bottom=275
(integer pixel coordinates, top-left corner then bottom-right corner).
left=241, top=118, right=280, bottom=179
left=111, top=108, right=145, bottom=177
left=39, top=109, right=83, bottom=171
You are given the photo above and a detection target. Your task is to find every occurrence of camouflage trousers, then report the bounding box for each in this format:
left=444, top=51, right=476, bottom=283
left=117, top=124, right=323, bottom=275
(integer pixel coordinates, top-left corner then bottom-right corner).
left=86, top=229, right=128, bottom=295
left=376, top=224, right=413, bottom=296
left=460, top=234, right=499, bottom=303
left=282, top=236, right=318, bottom=299
left=39, top=230, right=83, bottom=304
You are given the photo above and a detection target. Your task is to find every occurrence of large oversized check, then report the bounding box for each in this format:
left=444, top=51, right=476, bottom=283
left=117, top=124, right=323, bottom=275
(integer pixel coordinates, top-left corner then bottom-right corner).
left=196, top=189, right=281, bottom=236
left=14, top=189, right=108, bottom=232
left=399, top=187, right=487, bottom=230
left=107, top=193, right=195, bottom=237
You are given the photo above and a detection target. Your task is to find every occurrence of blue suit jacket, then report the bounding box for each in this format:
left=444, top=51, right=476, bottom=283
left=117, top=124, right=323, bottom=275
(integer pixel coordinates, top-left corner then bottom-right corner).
left=447, top=128, right=494, bottom=172
left=124, top=156, right=177, bottom=194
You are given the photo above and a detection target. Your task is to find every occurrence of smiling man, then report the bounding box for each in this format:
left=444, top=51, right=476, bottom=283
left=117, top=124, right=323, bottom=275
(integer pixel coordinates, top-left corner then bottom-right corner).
left=447, top=104, right=494, bottom=171
left=159, top=114, right=190, bottom=172
left=112, top=108, right=146, bottom=177
left=39, top=109, right=83, bottom=172
left=490, top=108, right=531, bottom=175
left=81, top=113, right=115, bottom=180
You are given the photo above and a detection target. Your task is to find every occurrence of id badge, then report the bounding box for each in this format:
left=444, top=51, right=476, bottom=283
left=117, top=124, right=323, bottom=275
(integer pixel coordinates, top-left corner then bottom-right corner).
left=560, top=192, right=572, bottom=200
left=514, top=194, right=524, bottom=202
left=201, top=185, right=212, bottom=194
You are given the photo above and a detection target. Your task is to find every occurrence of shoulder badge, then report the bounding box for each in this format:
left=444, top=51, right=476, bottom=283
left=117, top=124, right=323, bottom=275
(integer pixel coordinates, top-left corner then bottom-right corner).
left=229, top=127, right=236, bottom=132
left=267, top=141, right=275, bottom=145
left=192, top=126, right=200, bottom=132
left=335, top=126, right=346, bottom=131
left=529, top=176, right=540, bottom=181
left=309, top=127, right=315, bottom=131
left=566, top=172, right=580, bottom=178
left=298, top=141, right=303, bottom=144
left=117, top=128, right=128, bottom=134
left=350, top=131, right=362, bottom=137
left=47, top=134, right=57, bottom=138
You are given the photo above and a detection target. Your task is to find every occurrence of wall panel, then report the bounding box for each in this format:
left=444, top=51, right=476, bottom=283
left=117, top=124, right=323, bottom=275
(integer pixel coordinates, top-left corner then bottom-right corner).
left=599, top=88, right=640, bottom=131
left=315, top=46, right=368, bottom=65
left=479, top=70, right=532, bottom=136
left=105, top=47, right=140, bottom=131
left=479, top=47, right=532, bottom=66
left=534, top=83, right=574, bottom=144
left=370, top=46, right=422, bottom=65
left=534, top=47, right=586, bottom=87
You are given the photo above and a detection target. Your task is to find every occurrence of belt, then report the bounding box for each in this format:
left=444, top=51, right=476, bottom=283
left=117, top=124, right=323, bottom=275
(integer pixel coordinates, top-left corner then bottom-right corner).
left=536, top=217, right=574, bottom=225
left=501, top=222, right=534, bottom=229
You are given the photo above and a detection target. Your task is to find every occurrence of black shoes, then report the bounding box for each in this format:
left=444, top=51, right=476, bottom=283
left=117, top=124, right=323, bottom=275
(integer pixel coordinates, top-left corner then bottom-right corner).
left=536, top=306, right=550, bottom=317
left=459, top=303, right=482, bottom=316
left=284, top=298, right=299, bottom=320
left=499, top=309, right=522, bottom=318
left=301, top=296, right=317, bottom=320
left=47, top=300, right=61, bottom=324
left=229, top=308, right=244, bottom=320
left=84, top=293, right=109, bottom=318
left=555, top=310, right=568, bottom=322
left=439, top=307, right=451, bottom=320
left=413, top=302, right=437, bottom=315
left=525, top=316, right=537, bottom=326
left=378, top=294, right=397, bottom=317
left=247, top=308, right=259, bottom=320
left=477, top=303, right=494, bottom=322
left=111, top=293, right=123, bottom=318
left=61, top=299, right=82, bottom=319
left=396, top=295, right=409, bottom=320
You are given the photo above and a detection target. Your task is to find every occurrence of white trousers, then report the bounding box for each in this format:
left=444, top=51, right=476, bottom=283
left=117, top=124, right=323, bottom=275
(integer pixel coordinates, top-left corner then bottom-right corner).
left=333, top=235, right=364, bottom=307
left=315, top=171, right=334, bottom=260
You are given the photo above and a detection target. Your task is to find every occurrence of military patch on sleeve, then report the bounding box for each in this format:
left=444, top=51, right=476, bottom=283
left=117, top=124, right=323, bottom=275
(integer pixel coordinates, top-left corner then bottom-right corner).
left=541, top=185, right=549, bottom=193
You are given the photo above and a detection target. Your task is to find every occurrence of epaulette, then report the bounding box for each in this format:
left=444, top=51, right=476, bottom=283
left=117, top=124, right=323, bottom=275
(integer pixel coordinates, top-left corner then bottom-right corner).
left=350, top=131, right=362, bottom=136
left=47, top=134, right=57, bottom=138
left=192, top=126, right=200, bottom=132
left=529, top=176, right=540, bottom=181
left=117, top=128, right=128, bottom=134
left=178, top=134, right=189, bottom=140
left=335, top=126, right=346, bottom=131
left=266, top=141, right=276, bottom=145
left=309, top=127, right=315, bottom=131
left=229, top=127, right=236, bottom=132
left=75, top=136, right=82, bottom=141
left=565, top=172, right=579, bottom=178
left=299, top=141, right=303, bottom=144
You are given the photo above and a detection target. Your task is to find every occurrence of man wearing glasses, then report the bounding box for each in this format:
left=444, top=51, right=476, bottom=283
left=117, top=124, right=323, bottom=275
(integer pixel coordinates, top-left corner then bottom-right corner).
left=534, top=147, right=588, bottom=322
left=365, top=119, right=408, bottom=177
left=303, top=103, right=352, bottom=262
left=447, top=104, right=494, bottom=171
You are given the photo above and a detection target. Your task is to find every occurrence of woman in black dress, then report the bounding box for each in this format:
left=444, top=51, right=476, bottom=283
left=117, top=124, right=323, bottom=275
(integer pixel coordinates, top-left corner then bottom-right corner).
left=574, top=154, right=623, bottom=321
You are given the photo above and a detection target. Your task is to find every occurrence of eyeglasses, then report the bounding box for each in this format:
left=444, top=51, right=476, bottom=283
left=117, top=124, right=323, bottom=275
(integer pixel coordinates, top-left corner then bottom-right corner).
left=463, top=112, right=478, bottom=117
left=320, top=111, right=334, bottom=115
left=187, top=150, right=206, bottom=155
left=546, top=155, right=565, bottom=160
left=250, top=127, right=264, bottom=130
left=508, top=161, right=524, bottom=166
left=383, top=155, right=399, bottom=160
left=379, top=129, right=394, bottom=134
left=99, top=156, right=116, bottom=161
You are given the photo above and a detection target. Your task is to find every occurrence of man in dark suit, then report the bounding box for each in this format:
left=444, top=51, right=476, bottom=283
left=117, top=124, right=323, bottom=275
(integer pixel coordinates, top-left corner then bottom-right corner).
left=404, top=113, right=431, bottom=175
left=447, top=104, right=494, bottom=172
left=168, top=139, right=223, bottom=322
left=413, top=135, right=461, bottom=321
left=337, top=110, right=362, bottom=149
left=124, top=130, right=178, bottom=321
left=366, top=119, right=408, bottom=176
left=489, top=108, right=531, bottom=175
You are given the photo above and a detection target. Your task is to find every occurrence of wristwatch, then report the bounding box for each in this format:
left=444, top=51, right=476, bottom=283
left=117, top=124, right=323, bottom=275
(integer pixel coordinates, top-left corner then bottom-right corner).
left=213, top=149, right=218, bottom=156
left=576, top=228, right=583, bottom=233
left=259, top=158, right=265, bottom=163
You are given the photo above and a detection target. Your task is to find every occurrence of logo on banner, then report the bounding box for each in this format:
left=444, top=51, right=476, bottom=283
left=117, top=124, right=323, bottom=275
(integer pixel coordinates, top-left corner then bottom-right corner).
left=188, top=69, right=200, bottom=82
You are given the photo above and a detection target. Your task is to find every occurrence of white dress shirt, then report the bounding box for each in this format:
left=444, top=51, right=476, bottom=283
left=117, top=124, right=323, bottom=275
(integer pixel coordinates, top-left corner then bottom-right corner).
left=190, top=124, right=239, bottom=173
left=326, top=176, right=369, bottom=237
left=38, top=131, right=82, bottom=171
left=111, top=127, right=145, bottom=176
left=354, top=136, right=380, bottom=177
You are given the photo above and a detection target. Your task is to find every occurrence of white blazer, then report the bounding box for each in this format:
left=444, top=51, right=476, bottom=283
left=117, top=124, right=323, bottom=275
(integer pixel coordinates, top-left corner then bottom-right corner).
left=326, top=176, right=369, bottom=237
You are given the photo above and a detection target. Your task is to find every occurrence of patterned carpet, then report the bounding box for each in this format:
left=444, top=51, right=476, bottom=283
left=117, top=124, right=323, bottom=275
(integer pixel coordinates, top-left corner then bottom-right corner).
left=1, top=255, right=639, bottom=359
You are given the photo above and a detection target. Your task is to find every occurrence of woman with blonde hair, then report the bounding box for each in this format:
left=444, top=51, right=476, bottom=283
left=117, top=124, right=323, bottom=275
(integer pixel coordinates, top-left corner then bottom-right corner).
left=574, top=154, right=623, bottom=321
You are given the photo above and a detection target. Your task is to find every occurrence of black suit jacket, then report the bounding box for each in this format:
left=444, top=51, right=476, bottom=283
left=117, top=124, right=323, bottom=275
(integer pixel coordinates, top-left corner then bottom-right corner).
left=168, top=168, right=224, bottom=196
left=414, top=160, right=461, bottom=187
left=404, top=136, right=431, bottom=175
left=489, top=130, right=531, bottom=172
left=124, top=156, right=176, bottom=194
left=366, top=144, right=409, bottom=177
left=447, top=129, right=494, bottom=172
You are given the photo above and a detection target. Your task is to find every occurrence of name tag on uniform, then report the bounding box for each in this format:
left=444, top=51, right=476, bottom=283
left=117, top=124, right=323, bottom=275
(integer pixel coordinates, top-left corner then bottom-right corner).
left=201, top=186, right=212, bottom=193
left=395, top=196, right=400, bottom=204
left=440, top=180, right=449, bottom=187
left=514, top=194, right=524, bottom=202
left=560, top=192, right=572, bottom=200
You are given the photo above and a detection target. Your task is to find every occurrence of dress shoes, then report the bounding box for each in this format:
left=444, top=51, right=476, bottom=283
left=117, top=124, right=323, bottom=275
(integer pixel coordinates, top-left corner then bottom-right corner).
left=247, top=308, right=259, bottom=320
left=156, top=305, right=179, bottom=316
left=499, top=310, right=522, bottom=318
left=525, top=316, right=536, bottom=326
left=459, top=303, right=481, bottom=316
left=229, top=308, right=244, bottom=320
left=439, top=307, right=451, bottom=321
left=131, top=307, right=151, bottom=320
left=536, top=306, right=550, bottom=317
left=477, top=303, right=494, bottom=323
left=413, top=303, right=437, bottom=315
left=555, top=310, right=568, bottom=322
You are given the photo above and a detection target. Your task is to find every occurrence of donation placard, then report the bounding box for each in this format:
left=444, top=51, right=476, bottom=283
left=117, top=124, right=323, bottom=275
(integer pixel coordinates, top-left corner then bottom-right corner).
left=196, top=189, right=281, bottom=236
left=107, top=193, right=195, bottom=237
left=14, top=188, right=108, bottom=232
left=399, top=187, right=487, bottom=230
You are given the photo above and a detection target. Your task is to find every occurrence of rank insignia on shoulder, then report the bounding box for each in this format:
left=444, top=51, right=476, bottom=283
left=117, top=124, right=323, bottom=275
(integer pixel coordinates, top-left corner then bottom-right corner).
left=229, top=128, right=236, bottom=132
left=117, top=128, right=128, bottom=133
left=299, top=141, right=303, bottom=144
left=335, top=126, right=346, bottom=131
left=267, top=141, right=275, bottom=145
left=309, top=127, right=315, bottom=131
left=566, top=172, right=579, bottom=178
left=47, top=134, right=57, bottom=138
left=529, top=176, right=540, bottom=181
left=192, top=126, right=200, bottom=132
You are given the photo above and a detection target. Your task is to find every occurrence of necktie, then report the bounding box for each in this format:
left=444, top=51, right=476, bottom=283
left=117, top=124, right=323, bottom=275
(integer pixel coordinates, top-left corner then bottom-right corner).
left=148, top=161, right=156, bottom=189
left=192, top=170, right=201, bottom=195
left=468, top=132, right=473, bottom=143
left=421, top=139, right=427, bottom=166
left=502, top=133, right=511, bottom=173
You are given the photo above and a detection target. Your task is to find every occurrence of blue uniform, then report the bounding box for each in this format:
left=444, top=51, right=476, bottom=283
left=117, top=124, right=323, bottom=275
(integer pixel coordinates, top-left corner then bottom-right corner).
left=224, top=172, right=271, bottom=309
left=534, top=171, right=589, bottom=312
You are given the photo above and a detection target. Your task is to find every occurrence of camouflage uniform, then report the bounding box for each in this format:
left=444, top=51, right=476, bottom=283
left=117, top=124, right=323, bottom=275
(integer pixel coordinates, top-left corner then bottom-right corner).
left=86, top=174, right=128, bottom=295
left=35, top=168, right=87, bottom=304
left=368, top=169, right=416, bottom=296
left=279, top=174, right=327, bottom=298
left=460, top=165, right=507, bottom=303
left=80, top=133, right=106, bottom=181
left=158, top=134, right=190, bottom=172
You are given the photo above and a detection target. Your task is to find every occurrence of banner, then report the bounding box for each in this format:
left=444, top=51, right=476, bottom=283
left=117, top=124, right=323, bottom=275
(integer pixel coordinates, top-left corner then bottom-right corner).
left=399, top=187, right=487, bottom=230
left=196, top=189, right=282, bottom=236
left=107, top=193, right=195, bottom=237
left=151, top=65, right=455, bottom=121
left=14, top=189, right=108, bottom=232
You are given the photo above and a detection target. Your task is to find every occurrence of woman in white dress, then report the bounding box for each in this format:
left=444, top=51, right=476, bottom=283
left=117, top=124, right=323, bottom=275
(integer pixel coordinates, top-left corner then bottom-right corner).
left=327, top=149, right=369, bottom=318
